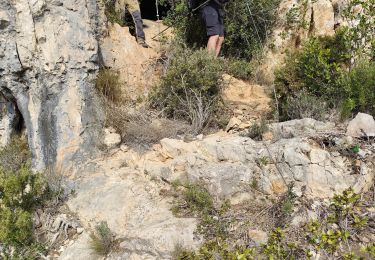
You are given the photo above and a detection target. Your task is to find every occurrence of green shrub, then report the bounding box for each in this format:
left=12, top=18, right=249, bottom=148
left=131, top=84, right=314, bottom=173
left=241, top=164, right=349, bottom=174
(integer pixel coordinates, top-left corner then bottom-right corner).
left=283, top=91, right=329, bottom=121
left=225, top=59, right=253, bottom=80
left=274, top=17, right=375, bottom=121
left=245, top=119, right=268, bottom=140
left=163, top=0, right=281, bottom=60
left=95, top=69, right=123, bottom=104
left=274, top=31, right=353, bottom=120
left=90, top=221, right=114, bottom=256
left=342, top=0, right=375, bottom=61
left=151, top=46, right=224, bottom=133
left=171, top=182, right=214, bottom=217
left=341, top=61, right=375, bottom=117
left=0, top=166, right=46, bottom=247
left=0, top=136, right=31, bottom=172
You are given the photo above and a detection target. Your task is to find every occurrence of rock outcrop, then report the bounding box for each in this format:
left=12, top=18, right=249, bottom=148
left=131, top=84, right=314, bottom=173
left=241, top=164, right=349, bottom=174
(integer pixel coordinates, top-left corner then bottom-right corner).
left=257, top=0, right=347, bottom=84
left=64, top=150, right=200, bottom=259
left=59, top=118, right=374, bottom=258
left=0, top=0, right=105, bottom=170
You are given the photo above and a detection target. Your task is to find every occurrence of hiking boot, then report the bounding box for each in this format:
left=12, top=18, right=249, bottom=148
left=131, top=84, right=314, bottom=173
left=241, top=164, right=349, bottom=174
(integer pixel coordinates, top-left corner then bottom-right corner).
left=138, top=38, right=150, bottom=48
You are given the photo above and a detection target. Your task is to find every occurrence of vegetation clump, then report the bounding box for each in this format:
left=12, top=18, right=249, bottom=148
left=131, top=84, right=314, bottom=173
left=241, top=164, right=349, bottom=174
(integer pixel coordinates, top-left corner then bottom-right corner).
left=172, top=187, right=375, bottom=260
left=90, top=221, right=115, bottom=256
left=0, top=136, right=31, bottom=172
left=275, top=29, right=375, bottom=120
left=0, top=137, right=50, bottom=259
left=151, top=46, right=225, bottom=133
left=163, top=0, right=281, bottom=60
left=95, top=68, right=123, bottom=104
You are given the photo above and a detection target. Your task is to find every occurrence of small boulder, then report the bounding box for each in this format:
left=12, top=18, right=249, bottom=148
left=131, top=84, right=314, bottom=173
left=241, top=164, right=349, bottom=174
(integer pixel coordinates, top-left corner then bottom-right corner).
left=104, top=128, right=121, bottom=148
left=225, top=117, right=241, bottom=132
left=346, top=113, right=375, bottom=137
left=248, top=229, right=268, bottom=245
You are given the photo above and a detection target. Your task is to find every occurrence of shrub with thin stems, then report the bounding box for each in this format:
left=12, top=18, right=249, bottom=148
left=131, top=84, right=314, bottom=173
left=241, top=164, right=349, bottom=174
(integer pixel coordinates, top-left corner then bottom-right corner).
left=95, top=69, right=123, bottom=104
left=151, top=45, right=225, bottom=133
left=90, top=221, right=114, bottom=256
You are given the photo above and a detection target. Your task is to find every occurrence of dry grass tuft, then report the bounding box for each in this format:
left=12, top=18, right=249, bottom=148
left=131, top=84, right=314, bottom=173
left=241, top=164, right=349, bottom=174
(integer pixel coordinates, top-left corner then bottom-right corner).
left=95, top=69, right=124, bottom=104
left=90, top=221, right=114, bottom=256
left=0, top=135, right=31, bottom=171
left=103, top=98, right=191, bottom=148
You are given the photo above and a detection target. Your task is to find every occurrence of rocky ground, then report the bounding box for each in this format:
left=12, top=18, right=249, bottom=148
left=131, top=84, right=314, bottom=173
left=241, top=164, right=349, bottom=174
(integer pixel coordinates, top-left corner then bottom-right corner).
left=41, top=113, right=374, bottom=259
left=1, top=0, right=373, bottom=259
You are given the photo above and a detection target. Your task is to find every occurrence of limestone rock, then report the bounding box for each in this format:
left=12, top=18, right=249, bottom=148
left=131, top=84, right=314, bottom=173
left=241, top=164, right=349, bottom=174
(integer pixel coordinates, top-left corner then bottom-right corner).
left=225, top=117, right=242, bottom=132
left=143, top=119, right=374, bottom=199
left=66, top=154, right=199, bottom=259
left=269, top=118, right=335, bottom=139
left=312, top=0, right=335, bottom=36
left=346, top=113, right=375, bottom=137
left=248, top=229, right=268, bottom=245
left=104, top=128, right=121, bottom=148
left=59, top=233, right=98, bottom=260
left=0, top=0, right=106, bottom=170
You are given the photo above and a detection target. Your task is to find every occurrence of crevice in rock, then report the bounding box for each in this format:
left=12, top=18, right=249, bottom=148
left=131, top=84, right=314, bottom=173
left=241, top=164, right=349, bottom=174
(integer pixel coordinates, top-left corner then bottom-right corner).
left=0, top=89, right=25, bottom=145
left=14, top=42, right=24, bottom=69
left=308, top=6, right=314, bottom=36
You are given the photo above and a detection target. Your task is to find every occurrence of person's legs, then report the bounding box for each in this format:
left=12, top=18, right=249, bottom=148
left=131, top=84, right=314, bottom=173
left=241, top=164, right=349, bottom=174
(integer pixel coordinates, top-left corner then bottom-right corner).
left=125, top=0, right=148, bottom=47
left=215, top=36, right=224, bottom=57
left=207, top=35, right=219, bottom=55
left=202, top=4, right=224, bottom=57
left=215, top=9, right=225, bottom=57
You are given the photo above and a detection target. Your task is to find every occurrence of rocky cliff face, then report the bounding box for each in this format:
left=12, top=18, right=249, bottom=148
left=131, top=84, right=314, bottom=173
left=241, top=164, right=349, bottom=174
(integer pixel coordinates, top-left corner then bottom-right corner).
left=0, top=0, right=105, bottom=170
left=257, top=0, right=346, bottom=84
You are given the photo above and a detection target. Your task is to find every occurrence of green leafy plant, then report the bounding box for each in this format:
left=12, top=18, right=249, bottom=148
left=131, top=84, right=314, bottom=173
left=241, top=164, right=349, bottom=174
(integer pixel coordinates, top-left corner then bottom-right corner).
left=273, top=29, right=375, bottom=120
left=341, top=61, right=375, bottom=117
left=225, top=59, right=253, bottom=80
left=90, top=221, right=114, bottom=256
left=0, top=165, right=47, bottom=249
left=342, top=0, right=375, bottom=62
left=171, top=182, right=214, bottom=217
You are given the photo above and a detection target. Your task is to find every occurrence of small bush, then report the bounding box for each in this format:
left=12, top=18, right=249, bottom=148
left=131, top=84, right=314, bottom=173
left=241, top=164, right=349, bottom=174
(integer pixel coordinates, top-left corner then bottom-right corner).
left=0, top=136, right=31, bottom=172
left=283, top=91, right=329, bottom=121
left=274, top=22, right=375, bottom=121
left=90, top=221, right=114, bottom=256
left=151, top=46, right=224, bottom=133
left=172, top=182, right=214, bottom=217
left=164, top=0, right=281, bottom=60
left=274, top=31, right=353, bottom=120
left=246, top=119, right=269, bottom=140
left=95, top=69, right=123, bottom=104
left=225, top=59, right=253, bottom=80
left=341, top=61, right=375, bottom=117
left=0, top=166, right=47, bottom=247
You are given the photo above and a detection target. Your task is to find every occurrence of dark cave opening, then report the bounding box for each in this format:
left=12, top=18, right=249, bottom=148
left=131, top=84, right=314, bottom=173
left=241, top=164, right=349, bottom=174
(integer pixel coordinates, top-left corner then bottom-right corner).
left=140, top=0, right=170, bottom=21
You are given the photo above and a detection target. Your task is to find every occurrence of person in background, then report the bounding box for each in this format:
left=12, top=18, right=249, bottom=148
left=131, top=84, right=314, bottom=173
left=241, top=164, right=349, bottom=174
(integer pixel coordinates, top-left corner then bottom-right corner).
left=201, top=0, right=229, bottom=56
left=116, top=0, right=149, bottom=48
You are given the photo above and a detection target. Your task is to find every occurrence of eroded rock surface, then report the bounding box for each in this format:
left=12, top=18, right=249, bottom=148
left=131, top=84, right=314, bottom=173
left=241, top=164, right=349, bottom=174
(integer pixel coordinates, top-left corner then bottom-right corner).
left=60, top=119, right=374, bottom=258
left=64, top=151, right=199, bottom=259
left=0, top=0, right=105, bottom=169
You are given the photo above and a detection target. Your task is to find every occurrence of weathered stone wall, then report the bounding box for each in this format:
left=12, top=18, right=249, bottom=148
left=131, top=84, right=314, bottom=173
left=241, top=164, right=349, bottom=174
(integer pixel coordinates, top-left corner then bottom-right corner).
left=0, top=0, right=105, bottom=170
left=257, top=0, right=347, bottom=84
